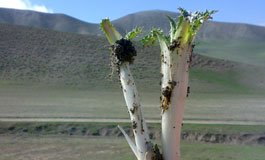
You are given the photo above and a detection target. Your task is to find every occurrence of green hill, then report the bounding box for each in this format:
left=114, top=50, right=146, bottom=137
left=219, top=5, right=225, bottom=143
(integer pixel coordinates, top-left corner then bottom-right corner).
left=1, top=8, right=265, bottom=43
left=0, top=23, right=264, bottom=93
left=1, top=8, right=265, bottom=67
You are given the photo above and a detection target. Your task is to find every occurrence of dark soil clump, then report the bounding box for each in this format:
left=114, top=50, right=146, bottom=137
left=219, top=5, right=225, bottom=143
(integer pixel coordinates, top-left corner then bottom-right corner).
left=111, top=38, right=137, bottom=65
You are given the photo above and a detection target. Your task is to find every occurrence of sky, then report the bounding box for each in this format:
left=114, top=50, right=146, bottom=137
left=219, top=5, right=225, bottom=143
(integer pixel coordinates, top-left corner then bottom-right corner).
left=0, top=0, right=264, bottom=26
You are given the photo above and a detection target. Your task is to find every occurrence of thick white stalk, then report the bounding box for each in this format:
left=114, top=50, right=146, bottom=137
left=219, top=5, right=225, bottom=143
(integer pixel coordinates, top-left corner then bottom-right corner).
left=141, top=9, right=214, bottom=160
left=159, top=38, right=171, bottom=91
left=161, top=46, right=192, bottom=160
left=120, top=62, right=151, bottom=160
left=100, top=18, right=153, bottom=160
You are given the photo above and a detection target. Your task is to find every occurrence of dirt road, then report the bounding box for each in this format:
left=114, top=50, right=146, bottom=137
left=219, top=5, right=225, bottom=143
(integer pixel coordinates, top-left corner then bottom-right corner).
left=0, top=118, right=264, bottom=125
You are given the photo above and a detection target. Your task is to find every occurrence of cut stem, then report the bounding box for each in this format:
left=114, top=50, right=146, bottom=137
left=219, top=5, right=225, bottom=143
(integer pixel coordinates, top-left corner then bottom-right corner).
left=120, top=62, right=152, bottom=160
left=161, top=46, right=192, bottom=160
left=100, top=19, right=152, bottom=160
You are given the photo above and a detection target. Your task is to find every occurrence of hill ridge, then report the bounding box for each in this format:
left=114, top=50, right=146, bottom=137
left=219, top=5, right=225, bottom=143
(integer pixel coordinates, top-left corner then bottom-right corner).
left=1, top=7, right=265, bottom=42
left=0, top=7, right=101, bottom=35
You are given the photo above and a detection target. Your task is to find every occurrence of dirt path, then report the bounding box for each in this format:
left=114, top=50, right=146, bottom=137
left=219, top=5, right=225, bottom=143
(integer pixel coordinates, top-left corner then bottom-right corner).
left=0, top=118, right=264, bottom=125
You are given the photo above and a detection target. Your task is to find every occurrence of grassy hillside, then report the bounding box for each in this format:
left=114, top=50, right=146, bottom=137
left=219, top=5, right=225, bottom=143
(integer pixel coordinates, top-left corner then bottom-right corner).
left=1, top=22, right=264, bottom=93
left=195, top=40, right=265, bottom=66
left=0, top=23, right=264, bottom=121
left=1, top=8, right=265, bottom=67
left=1, top=8, right=265, bottom=43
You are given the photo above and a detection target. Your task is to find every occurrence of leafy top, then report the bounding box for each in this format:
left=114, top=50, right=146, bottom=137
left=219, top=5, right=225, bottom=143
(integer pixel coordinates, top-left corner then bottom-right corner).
left=125, top=27, right=143, bottom=40
left=178, top=8, right=217, bottom=36
left=141, top=8, right=217, bottom=48
left=100, top=19, right=122, bottom=45
left=100, top=18, right=143, bottom=44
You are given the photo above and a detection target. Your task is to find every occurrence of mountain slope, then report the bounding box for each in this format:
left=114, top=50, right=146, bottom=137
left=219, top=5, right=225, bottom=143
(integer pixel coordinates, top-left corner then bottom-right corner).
left=0, top=23, right=264, bottom=93
left=0, top=7, right=101, bottom=35
left=198, top=21, right=265, bottom=42
left=112, top=10, right=179, bottom=36
left=1, top=8, right=265, bottom=66
left=1, top=8, right=265, bottom=43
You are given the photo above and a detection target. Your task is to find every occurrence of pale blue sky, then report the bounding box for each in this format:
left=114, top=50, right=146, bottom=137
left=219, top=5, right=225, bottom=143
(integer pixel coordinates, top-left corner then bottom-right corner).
left=1, top=0, right=265, bottom=26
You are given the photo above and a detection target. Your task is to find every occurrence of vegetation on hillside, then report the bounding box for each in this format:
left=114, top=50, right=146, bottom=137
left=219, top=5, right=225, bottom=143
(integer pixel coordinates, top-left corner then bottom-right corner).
left=0, top=23, right=264, bottom=93
left=2, top=8, right=265, bottom=43
left=1, top=7, right=265, bottom=67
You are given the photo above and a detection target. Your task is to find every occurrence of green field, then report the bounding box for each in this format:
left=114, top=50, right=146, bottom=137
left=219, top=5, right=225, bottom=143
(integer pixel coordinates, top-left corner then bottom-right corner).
left=0, top=122, right=265, bottom=160
left=0, top=135, right=264, bottom=160
left=0, top=85, right=265, bottom=122
left=195, top=40, right=265, bottom=67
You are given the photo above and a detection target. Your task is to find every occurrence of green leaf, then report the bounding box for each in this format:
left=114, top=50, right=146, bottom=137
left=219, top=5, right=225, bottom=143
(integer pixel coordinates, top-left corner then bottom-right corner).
left=141, top=8, right=216, bottom=51
left=140, top=29, right=170, bottom=47
left=152, top=29, right=170, bottom=45
left=154, top=30, right=170, bottom=57
left=165, top=15, right=177, bottom=42
left=125, top=27, right=143, bottom=40
left=176, top=16, right=184, bottom=30
left=172, top=15, right=189, bottom=43
left=140, top=33, right=157, bottom=46
left=100, top=19, right=122, bottom=44
left=177, top=8, right=217, bottom=43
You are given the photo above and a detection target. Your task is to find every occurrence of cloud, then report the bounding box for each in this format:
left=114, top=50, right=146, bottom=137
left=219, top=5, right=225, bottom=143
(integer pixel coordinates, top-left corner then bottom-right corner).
left=0, top=0, right=53, bottom=13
